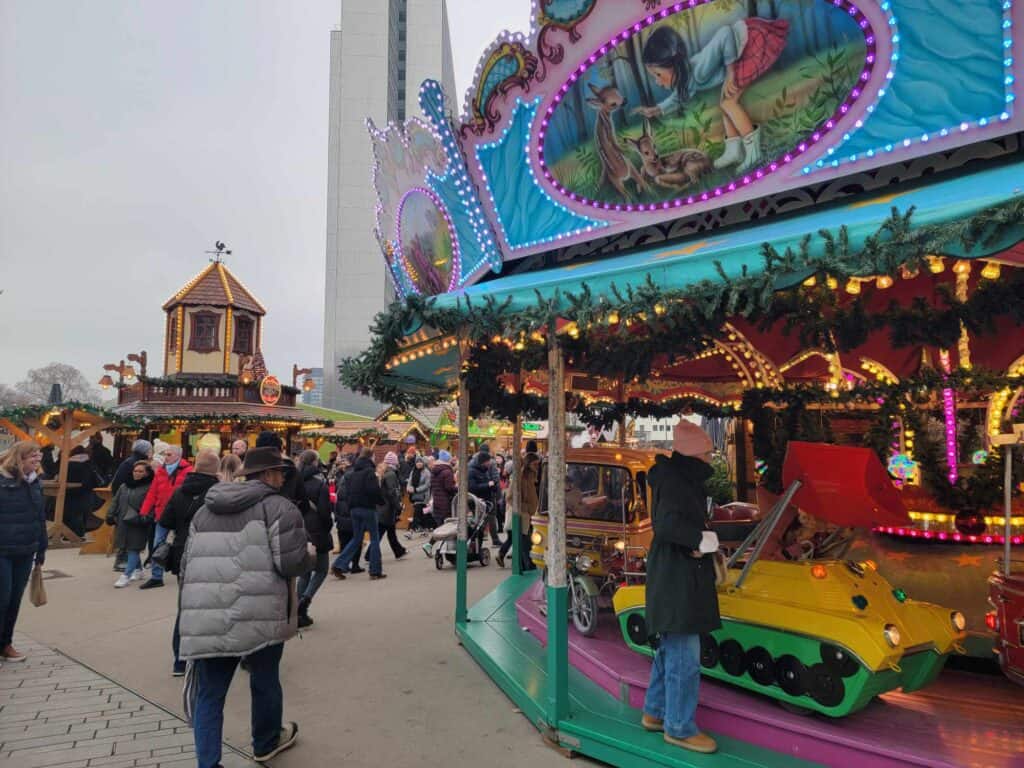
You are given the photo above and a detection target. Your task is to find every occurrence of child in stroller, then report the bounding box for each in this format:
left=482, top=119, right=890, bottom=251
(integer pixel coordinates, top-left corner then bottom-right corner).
left=424, top=492, right=492, bottom=569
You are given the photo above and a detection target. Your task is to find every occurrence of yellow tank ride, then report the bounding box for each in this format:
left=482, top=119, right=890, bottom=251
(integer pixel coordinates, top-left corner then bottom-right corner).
left=613, top=442, right=967, bottom=717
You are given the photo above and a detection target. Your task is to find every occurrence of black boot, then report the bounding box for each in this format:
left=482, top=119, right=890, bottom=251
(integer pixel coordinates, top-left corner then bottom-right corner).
left=297, top=596, right=313, bottom=629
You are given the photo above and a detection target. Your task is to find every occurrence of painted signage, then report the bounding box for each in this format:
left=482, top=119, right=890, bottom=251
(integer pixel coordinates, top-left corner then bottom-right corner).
left=259, top=375, right=282, bottom=406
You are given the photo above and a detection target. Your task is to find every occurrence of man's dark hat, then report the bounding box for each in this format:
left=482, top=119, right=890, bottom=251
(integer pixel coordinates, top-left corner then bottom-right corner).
left=242, top=447, right=290, bottom=476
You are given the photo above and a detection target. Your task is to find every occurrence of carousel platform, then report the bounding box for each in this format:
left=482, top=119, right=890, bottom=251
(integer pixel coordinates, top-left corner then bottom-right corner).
left=513, top=578, right=1024, bottom=768
left=457, top=572, right=814, bottom=768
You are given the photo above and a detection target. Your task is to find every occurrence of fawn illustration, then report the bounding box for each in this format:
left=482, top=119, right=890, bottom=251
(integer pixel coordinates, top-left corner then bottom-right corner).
left=585, top=83, right=647, bottom=201
left=626, top=119, right=712, bottom=190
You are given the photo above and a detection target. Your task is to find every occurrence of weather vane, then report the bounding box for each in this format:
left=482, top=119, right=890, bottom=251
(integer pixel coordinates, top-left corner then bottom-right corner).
left=205, top=241, right=232, bottom=263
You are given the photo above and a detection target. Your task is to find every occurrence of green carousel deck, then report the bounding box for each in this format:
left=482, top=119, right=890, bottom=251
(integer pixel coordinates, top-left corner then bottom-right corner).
left=456, top=572, right=820, bottom=768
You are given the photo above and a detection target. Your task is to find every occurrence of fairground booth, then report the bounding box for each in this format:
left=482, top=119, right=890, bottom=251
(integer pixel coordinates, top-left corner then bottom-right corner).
left=342, top=1, right=1024, bottom=765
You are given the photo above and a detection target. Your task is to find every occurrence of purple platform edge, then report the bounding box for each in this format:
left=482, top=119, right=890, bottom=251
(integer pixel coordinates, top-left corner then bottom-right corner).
left=515, top=579, right=1024, bottom=768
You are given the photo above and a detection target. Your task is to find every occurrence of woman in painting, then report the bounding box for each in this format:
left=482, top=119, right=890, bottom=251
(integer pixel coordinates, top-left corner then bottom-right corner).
left=633, top=17, right=789, bottom=175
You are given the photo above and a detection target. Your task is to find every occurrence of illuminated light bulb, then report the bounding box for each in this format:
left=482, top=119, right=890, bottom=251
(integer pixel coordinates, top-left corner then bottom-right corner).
left=607, top=311, right=620, bottom=325
left=826, top=276, right=839, bottom=290
left=927, top=256, right=945, bottom=274
left=952, top=259, right=971, bottom=275
left=845, top=279, right=861, bottom=295
left=802, top=275, right=817, bottom=287
left=981, top=261, right=1001, bottom=280
left=876, top=275, right=893, bottom=289
left=653, top=303, right=666, bottom=316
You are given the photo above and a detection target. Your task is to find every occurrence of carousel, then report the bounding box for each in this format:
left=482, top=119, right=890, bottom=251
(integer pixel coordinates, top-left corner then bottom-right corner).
left=342, top=1, right=1024, bottom=765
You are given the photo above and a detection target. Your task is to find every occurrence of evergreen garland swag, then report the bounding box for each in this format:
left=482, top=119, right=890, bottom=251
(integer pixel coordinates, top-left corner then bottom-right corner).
left=340, top=199, right=1024, bottom=411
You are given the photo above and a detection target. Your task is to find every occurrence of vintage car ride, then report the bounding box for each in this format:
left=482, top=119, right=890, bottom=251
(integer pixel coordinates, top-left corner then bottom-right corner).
left=611, top=443, right=968, bottom=717
left=987, top=561, right=1024, bottom=686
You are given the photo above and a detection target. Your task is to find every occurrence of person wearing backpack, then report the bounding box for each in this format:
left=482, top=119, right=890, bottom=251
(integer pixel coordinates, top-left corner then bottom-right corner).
left=160, top=449, right=220, bottom=677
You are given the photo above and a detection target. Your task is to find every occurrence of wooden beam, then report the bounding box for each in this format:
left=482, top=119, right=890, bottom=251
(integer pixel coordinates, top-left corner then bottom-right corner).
left=50, top=409, right=82, bottom=545
left=0, top=418, right=31, bottom=442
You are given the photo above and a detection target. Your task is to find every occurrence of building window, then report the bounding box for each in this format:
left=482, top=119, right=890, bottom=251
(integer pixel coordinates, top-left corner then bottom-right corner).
left=188, top=311, right=220, bottom=353
left=168, top=315, right=178, bottom=354
left=233, top=315, right=254, bottom=355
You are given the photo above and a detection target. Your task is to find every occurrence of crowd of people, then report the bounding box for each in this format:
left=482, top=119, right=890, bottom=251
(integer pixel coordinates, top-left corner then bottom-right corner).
left=0, top=431, right=546, bottom=766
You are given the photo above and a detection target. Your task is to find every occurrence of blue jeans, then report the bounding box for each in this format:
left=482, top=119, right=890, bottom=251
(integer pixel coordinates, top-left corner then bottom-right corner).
left=150, top=523, right=168, bottom=581
left=124, top=550, right=143, bottom=577
left=298, top=552, right=329, bottom=603
left=0, top=554, right=34, bottom=648
left=193, top=642, right=284, bottom=768
left=332, top=507, right=381, bottom=576
left=643, top=633, right=701, bottom=739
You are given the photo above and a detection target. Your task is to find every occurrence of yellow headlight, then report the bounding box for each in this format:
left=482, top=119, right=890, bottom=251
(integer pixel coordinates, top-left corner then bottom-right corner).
left=951, top=611, right=967, bottom=632
left=883, top=624, right=901, bottom=647
left=530, top=531, right=542, bottom=546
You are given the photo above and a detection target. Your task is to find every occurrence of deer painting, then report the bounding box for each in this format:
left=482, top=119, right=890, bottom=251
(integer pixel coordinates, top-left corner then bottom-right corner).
left=625, top=119, right=712, bottom=190
left=585, top=83, right=647, bottom=202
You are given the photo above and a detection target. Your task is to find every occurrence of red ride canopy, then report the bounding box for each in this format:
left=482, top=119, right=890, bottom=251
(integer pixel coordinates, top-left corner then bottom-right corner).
left=782, top=442, right=908, bottom=528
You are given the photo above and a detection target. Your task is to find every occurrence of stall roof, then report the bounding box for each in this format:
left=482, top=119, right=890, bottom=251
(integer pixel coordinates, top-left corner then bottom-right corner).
left=300, top=420, right=427, bottom=444
left=113, top=400, right=324, bottom=425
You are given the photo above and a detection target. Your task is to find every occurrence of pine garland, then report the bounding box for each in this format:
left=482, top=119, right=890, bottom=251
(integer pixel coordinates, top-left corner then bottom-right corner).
left=340, top=198, right=1024, bottom=411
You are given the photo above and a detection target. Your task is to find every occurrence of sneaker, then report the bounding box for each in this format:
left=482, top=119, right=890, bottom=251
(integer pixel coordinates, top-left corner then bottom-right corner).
left=664, top=731, right=717, bottom=753
left=253, top=722, right=299, bottom=762
left=369, top=573, right=387, bottom=580
left=2, top=645, right=27, bottom=663
left=129, top=569, right=144, bottom=582
left=114, top=574, right=131, bottom=588
left=138, top=578, right=164, bottom=590
left=298, top=614, right=314, bottom=629
left=395, top=550, right=407, bottom=560
left=330, top=567, right=347, bottom=580
left=172, top=662, right=186, bottom=677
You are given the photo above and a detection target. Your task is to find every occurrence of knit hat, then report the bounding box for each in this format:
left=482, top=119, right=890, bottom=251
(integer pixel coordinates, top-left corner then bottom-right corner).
left=255, top=431, right=282, bottom=450
left=438, top=449, right=452, bottom=463
left=672, top=421, right=714, bottom=458
left=132, top=439, right=153, bottom=457
left=478, top=443, right=491, bottom=455
left=152, top=440, right=171, bottom=457
left=384, top=451, right=399, bottom=468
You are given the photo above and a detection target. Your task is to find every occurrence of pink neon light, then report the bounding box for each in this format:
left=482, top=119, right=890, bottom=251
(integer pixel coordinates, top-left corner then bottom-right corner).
left=872, top=527, right=1024, bottom=546
left=939, top=351, right=958, bottom=484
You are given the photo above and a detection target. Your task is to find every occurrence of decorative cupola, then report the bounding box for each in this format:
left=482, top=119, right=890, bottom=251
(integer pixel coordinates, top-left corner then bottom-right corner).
left=161, top=255, right=266, bottom=376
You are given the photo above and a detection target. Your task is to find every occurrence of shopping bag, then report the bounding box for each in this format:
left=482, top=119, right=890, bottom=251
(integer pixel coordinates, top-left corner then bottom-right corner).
left=29, top=565, right=47, bottom=607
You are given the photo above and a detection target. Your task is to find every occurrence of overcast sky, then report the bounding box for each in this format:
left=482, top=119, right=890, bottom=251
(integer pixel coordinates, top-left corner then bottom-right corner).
left=0, top=0, right=530, bottom=391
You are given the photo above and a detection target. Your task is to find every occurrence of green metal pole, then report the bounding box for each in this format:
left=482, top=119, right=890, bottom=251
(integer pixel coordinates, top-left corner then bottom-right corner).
left=511, top=414, right=523, bottom=576
left=546, top=338, right=569, bottom=724
left=455, top=341, right=470, bottom=625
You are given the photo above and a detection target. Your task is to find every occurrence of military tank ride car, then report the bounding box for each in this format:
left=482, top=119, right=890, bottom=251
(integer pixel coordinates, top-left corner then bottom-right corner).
left=612, top=443, right=967, bottom=717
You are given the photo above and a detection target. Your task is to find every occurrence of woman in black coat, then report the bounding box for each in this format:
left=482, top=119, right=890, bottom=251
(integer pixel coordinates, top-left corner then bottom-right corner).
left=297, top=451, right=334, bottom=626
left=0, top=441, right=47, bottom=663
left=641, top=422, right=721, bottom=755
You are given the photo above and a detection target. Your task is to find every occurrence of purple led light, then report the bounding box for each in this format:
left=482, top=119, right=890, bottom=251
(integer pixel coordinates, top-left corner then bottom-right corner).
left=396, top=187, right=462, bottom=294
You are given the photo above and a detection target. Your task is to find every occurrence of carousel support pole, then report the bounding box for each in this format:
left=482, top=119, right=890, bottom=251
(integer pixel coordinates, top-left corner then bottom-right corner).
left=618, top=414, right=627, bottom=447
left=546, top=337, right=569, bottom=725
left=455, top=338, right=470, bottom=625
left=511, top=414, right=523, bottom=576
left=1004, top=445, right=1013, bottom=577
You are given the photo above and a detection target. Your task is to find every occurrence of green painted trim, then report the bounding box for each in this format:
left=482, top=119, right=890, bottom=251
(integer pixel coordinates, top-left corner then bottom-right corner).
left=455, top=538, right=468, bottom=624
left=511, top=516, right=522, bottom=576
left=546, top=585, right=570, bottom=723
left=455, top=572, right=821, bottom=767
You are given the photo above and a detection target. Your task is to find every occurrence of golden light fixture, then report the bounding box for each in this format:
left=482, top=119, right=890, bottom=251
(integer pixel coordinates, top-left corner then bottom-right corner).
left=826, top=276, right=839, bottom=290
left=302, top=377, right=316, bottom=392
left=876, top=275, right=893, bottom=289
left=98, top=374, right=114, bottom=389
left=802, top=275, right=817, bottom=287
left=952, top=259, right=971, bottom=275
left=927, top=255, right=945, bottom=274
left=981, top=261, right=1001, bottom=280
left=844, top=278, right=861, bottom=295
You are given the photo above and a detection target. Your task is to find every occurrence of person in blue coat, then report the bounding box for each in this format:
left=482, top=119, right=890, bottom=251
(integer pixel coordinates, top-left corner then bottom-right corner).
left=0, top=441, right=47, bottom=665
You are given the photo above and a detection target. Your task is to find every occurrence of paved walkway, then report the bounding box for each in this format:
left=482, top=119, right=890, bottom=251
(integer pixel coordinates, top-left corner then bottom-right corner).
left=0, top=635, right=257, bottom=768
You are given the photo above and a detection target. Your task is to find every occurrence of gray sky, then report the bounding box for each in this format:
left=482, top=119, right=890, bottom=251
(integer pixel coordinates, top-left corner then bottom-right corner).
left=0, top=0, right=530, bottom=391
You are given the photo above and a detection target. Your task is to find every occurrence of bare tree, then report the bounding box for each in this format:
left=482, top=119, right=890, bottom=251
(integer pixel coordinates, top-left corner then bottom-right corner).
left=0, top=383, right=32, bottom=408
left=14, top=363, right=100, bottom=405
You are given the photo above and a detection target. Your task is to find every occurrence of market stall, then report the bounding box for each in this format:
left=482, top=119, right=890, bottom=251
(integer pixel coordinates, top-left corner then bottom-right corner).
left=342, top=1, right=1024, bottom=765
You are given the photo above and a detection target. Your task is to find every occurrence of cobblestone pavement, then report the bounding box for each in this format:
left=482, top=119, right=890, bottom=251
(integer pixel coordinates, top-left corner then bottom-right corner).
left=0, top=635, right=257, bottom=768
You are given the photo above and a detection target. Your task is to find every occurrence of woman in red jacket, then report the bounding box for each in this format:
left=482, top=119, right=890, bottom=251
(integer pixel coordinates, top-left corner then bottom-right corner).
left=138, top=445, right=191, bottom=589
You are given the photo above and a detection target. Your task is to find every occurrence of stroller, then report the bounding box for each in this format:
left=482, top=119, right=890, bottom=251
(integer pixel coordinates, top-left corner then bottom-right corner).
left=424, top=492, right=491, bottom=569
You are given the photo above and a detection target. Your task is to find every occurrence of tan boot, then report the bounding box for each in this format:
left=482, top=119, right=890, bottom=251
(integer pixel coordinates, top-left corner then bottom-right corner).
left=641, top=713, right=663, bottom=732
left=664, top=731, right=718, bottom=753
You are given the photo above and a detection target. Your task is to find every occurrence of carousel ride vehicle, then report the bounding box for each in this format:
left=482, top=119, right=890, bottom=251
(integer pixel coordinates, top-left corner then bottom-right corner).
left=988, top=561, right=1024, bottom=686
left=529, top=445, right=759, bottom=636
left=612, top=442, right=967, bottom=717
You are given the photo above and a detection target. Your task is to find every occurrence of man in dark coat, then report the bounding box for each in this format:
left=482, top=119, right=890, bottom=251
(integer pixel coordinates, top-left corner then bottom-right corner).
left=468, top=451, right=501, bottom=545
left=330, top=448, right=385, bottom=579
left=642, top=421, right=720, bottom=755
left=160, top=449, right=220, bottom=676
left=296, top=450, right=334, bottom=627
left=255, top=432, right=307, bottom=509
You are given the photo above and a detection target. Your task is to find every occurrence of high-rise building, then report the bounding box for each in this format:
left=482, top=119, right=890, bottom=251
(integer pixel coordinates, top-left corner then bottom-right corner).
left=300, top=367, right=325, bottom=407
left=322, top=0, right=456, bottom=414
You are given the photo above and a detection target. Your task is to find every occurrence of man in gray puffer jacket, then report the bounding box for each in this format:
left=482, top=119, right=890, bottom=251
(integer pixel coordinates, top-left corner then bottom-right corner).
left=179, top=447, right=314, bottom=768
